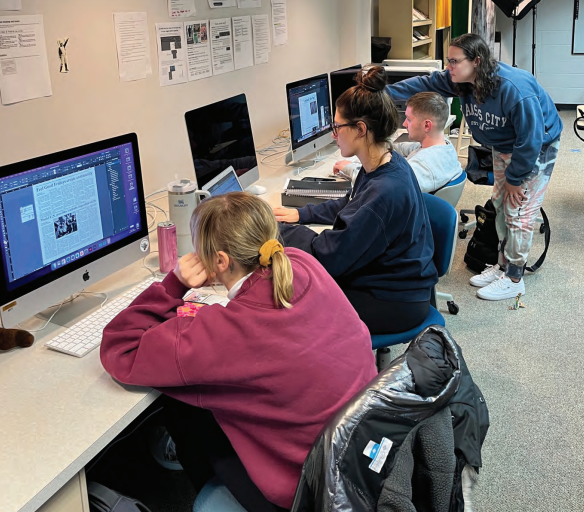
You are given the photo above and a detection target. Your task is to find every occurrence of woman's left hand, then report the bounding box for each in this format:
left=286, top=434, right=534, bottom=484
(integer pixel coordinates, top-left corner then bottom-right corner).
left=504, top=181, right=528, bottom=209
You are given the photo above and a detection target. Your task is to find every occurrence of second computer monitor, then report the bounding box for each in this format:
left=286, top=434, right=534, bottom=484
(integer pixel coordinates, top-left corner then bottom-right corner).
left=285, top=73, right=333, bottom=164
left=185, top=93, right=259, bottom=192
left=329, top=64, right=362, bottom=117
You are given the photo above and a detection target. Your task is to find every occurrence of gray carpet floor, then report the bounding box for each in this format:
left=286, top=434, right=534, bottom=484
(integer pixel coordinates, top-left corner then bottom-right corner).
left=436, top=109, right=584, bottom=512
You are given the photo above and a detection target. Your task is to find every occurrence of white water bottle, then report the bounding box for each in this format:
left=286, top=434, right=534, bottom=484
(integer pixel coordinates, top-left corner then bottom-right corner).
left=167, top=178, right=209, bottom=257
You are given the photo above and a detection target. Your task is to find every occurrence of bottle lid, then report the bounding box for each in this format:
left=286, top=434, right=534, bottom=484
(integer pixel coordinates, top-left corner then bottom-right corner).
left=168, top=178, right=198, bottom=193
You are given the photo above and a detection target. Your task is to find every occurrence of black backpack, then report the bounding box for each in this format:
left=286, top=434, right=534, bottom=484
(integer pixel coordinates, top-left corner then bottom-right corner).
left=88, top=482, right=152, bottom=512
left=463, top=199, right=550, bottom=274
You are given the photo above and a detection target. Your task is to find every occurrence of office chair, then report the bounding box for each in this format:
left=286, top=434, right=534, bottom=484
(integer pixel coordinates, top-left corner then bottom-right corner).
left=192, top=476, right=246, bottom=512
left=434, top=170, right=467, bottom=208
left=372, top=194, right=458, bottom=369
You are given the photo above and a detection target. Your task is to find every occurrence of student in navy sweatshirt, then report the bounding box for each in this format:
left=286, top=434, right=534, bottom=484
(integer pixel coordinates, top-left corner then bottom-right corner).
left=274, top=66, right=438, bottom=335
left=386, top=33, right=563, bottom=301
left=100, top=192, right=376, bottom=512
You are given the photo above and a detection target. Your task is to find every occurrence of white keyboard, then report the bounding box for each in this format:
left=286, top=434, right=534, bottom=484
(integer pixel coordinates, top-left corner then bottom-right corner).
left=45, top=277, right=162, bottom=358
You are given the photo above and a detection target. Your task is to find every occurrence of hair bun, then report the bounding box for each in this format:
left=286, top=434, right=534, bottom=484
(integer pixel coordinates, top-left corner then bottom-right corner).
left=357, top=65, right=387, bottom=93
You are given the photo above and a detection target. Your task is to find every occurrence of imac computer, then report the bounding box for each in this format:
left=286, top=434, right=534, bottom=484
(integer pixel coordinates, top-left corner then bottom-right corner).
left=0, top=133, right=150, bottom=328
left=330, top=64, right=362, bottom=117
left=285, top=73, right=333, bottom=165
left=185, top=93, right=265, bottom=195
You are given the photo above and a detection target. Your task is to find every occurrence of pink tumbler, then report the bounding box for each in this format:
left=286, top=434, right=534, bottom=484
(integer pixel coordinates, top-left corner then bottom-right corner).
left=158, top=221, right=178, bottom=273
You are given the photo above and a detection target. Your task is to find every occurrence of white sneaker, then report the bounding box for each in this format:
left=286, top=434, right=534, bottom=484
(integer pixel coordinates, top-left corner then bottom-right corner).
left=469, top=264, right=504, bottom=287
left=477, top=275, right=526, bottom=301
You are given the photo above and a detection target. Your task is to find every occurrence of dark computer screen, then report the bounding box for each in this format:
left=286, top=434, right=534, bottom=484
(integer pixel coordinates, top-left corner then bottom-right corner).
left=185, top=93, right=258, bottom=188
left=0, top=134, right=146, bottom=295
left=286, top=74, right=332, bottom=151
left=330, top=64, right=362, bottom=117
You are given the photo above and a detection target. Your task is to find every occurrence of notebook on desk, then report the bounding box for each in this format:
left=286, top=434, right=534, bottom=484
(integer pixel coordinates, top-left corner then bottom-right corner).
left=281, top=178, right=352, bottom=207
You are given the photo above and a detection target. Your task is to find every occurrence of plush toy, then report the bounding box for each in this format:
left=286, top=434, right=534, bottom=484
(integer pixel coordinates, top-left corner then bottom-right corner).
left=0, top=328, right=34, bottom=351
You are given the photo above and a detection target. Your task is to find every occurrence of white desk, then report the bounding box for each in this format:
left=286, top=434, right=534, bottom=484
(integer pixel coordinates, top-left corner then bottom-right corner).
left=0, top=260, right=162, bottom=512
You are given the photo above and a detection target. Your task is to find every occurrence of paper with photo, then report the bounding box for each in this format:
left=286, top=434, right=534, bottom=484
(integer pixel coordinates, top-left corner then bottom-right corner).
left=156, top=22, right=188, bottom=86
left=232, top=15, right=253, bottom=70
left=271, top=0, right=288, bottom=46
left=238, top=0, right=261, bottom=7
left=252, top=14, right=270, bottom=65
left=208, top=0, right=236, bottom=7
left=0, top=15, right=52, bottom=105
left=0, top=0, right=21, bottom=10
left=210, top=18, right=234, bottom=75
left=185, top=19, right=212, bottom=81
left=168, top=0, right=197, bottom=18
left=113, top=12, right=152, bottom=82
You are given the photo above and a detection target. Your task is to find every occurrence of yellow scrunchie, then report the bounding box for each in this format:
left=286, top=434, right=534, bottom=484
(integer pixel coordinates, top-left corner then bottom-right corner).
left=259, top=239, right=284, bottom=267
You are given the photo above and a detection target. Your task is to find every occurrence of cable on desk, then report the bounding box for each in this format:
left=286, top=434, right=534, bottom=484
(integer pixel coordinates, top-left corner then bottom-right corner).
left=257, top=129, right=291, bottom=166
left=146, top=203, right=169, bottom=233
left=143, top=251, right=164, bottom=279
left=17, top=290, right=109, bottom=333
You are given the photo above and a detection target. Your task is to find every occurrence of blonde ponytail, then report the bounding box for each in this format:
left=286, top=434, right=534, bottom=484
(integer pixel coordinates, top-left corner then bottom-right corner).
left=270, top=250, right=294, bottom=309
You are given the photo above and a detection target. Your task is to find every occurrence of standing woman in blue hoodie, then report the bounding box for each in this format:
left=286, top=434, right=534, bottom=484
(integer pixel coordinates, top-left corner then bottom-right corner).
left=386, top=33, right=563, bottom=301
left=274, top=65, right=438, bottom=335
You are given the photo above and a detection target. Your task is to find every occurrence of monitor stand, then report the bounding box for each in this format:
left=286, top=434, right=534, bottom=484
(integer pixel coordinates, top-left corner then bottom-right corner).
left=36, top=293, right=106, bottom=328
left=246, top=184, right=267, bottom=195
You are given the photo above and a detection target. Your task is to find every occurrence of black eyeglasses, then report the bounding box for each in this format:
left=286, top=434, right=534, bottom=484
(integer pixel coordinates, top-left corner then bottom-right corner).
left=331, top=120, right=358, bottom=137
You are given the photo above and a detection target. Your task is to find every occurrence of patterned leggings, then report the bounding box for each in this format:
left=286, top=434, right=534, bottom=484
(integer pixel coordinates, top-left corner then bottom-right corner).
left=491, top=138, right=560, bottom=280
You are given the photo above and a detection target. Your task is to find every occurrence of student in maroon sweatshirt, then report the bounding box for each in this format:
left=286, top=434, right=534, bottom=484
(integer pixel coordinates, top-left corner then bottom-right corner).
left=100, top=192, right=377, bottom=511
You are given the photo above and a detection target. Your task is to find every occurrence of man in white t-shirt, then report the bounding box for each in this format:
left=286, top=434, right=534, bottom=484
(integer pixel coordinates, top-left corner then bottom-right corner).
left=334, top=92, right=462, bottom=193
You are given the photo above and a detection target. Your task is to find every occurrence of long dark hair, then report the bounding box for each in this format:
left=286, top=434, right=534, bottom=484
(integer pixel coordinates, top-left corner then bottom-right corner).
left=336, top=65, right=399, bottom=158
left=450, top=33, right=500, bottom=104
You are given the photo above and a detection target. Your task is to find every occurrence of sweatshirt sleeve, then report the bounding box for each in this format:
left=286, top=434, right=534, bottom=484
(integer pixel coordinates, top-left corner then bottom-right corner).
left=297, top=193, right=350, bottom=225
left=394, top=141, right=422, bottom=158
left=504, top=96, right=545, bottom=185
left=100, top=272, right=194, bottom=388
left=386, top=70, right=458, bottom=103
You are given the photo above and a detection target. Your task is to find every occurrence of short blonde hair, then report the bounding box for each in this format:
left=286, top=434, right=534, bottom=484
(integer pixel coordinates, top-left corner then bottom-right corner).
left=190, top=192, right=294, bottom=308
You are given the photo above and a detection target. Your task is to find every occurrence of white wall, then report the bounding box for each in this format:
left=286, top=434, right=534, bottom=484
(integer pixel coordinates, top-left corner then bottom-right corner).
left=496, top=0, right=584, bottom=103
left=0, top=1, right=371, bottom=193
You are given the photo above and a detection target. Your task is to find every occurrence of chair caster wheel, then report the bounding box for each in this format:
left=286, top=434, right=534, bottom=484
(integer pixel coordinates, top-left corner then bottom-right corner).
left=539, top=223, right=546, bottom=234
left=458, top=229, right=468, bottom=239
left=447, top=301, right=459, bottom=315
left=376, top=347, right=392, bottom=372
left=460, top=213, right=469, bottom=223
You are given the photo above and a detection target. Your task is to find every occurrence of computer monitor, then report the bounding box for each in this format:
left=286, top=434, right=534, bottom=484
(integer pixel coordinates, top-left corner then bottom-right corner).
left=185, top=93, right=262, bottom=194
left=330, top=64, right=362, bottom=117
left=0, top=133, right=150, bottom=328
left=285, top=73, right=333, bottom=165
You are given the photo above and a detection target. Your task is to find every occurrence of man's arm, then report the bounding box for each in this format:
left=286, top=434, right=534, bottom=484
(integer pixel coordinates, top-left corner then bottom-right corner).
left=393, top=141, right=422, bottom=158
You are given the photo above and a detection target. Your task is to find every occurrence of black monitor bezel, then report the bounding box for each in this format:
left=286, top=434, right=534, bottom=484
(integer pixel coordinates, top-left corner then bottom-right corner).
left=329, top=64, right=363, bottom=117
left=285, top=73, right=333, bottom=151
left=0, top=132, right=149, bottom=305
left=184, top=92, right=258, bottom=189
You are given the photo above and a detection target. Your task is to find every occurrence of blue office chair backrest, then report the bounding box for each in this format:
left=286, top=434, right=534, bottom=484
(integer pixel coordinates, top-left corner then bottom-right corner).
left=423, top=193, right=458, bottom=278
left=434, top=170, right=467, bottom=208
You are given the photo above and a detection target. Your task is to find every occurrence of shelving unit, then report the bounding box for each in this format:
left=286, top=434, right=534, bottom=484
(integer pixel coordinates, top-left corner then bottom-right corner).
left=378, top=0, right=436, bottom=60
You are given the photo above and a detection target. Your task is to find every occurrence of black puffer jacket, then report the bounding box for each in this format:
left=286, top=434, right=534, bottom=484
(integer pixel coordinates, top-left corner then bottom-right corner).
left=291, top=325, right=489, bottom=512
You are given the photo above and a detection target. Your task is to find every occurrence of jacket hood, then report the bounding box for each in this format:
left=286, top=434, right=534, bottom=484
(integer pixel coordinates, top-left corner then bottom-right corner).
left=368, top=325, right=461, bottom=418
